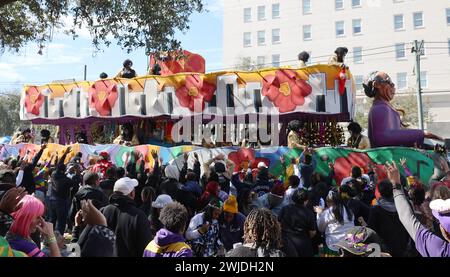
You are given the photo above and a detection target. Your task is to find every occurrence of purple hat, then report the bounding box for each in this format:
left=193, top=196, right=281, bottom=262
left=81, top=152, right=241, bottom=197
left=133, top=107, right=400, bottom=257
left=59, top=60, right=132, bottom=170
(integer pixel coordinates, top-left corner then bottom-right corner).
left=430, top=199, right=450, bottom=233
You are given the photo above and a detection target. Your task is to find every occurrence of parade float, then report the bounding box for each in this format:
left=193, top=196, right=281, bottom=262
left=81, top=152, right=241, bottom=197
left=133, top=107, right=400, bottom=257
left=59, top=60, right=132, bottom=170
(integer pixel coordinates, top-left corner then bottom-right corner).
left=1, top=53, right=447, bottom=188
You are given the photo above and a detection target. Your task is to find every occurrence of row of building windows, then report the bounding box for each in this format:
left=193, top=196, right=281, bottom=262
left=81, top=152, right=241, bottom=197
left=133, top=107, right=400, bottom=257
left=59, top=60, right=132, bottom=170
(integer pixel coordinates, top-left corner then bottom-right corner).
left=243, top=4, right=279, bottom=23
left=244, top=3, right=450, bottom=30
left=354, top=72, right=428, bottom=91
left=250, top=54, right=280, bottom=68
left=243, top=29, right=280, bottom=47
left=303, top=0, right=361, bottom=14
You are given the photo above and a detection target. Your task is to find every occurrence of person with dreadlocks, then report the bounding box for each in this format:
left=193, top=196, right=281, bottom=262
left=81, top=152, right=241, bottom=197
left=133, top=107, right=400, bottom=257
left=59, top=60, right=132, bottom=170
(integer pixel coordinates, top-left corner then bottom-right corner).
left=226, top=208, right=285, bottom=257
left=363, top=71, right=443, bottom=148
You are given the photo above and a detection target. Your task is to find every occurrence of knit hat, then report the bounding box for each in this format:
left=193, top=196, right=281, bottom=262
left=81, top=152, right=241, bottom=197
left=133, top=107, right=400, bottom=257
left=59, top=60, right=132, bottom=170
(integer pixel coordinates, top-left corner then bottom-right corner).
left=152, top=194, right=173, bottom=209
left=114, top=177, right=138, bottom=195
left=430, top=199, right=450, bottom=233
left=206, top=181, right=220, bottom=195
left=99, top=151, right=109, bottom=158
left=223, top=195, right=238, bottom=214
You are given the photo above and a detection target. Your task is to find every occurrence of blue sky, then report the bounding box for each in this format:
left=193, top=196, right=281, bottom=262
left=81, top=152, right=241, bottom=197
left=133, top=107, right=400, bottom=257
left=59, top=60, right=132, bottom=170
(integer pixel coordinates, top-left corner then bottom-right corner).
left=0, top=0, right=223, bottom=92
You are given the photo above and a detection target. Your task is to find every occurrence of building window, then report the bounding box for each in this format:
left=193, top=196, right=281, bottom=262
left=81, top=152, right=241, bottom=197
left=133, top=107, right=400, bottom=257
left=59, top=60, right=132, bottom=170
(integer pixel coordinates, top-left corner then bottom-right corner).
left=352, top=19, right=362, bottom=34
left=243, top=32, right=251, bottom=47
left=303, top=0, right=311, bottom=14
left=257, top=30, right=266, bottom=45
left=244, top=8, right=251, bottom=23
left=394, top=14, right=404, bottom=30
left=336, top=21, right=345, bottom=36
left=395, top=43, right=406, bottom=59
left=353, top=47, right=362, bottom=63
left=335, top=0, right=344, bottom=10
left=272, top=29, right=280, bottom=44
left=258, top=6, right=266, bottom=21
left=272, top=3, right=280, bottom=19
left=354, top=75, right=363, bottom=91
left=448, top=39, right=450, bottom=55
left=446, top=8, right=450, bottom=25
left=413, top=12, right=424, bottom=28
left=420, top=71, right=427, bottom=88
left=397, top=72, right=407, bottom=89
left=352, top=0, right=361, bottom=7
left=257, top=56, right=266, bottom=67
left=272, top=54, right=280, bottom=67
left=303, top=25, right=312, bottom=40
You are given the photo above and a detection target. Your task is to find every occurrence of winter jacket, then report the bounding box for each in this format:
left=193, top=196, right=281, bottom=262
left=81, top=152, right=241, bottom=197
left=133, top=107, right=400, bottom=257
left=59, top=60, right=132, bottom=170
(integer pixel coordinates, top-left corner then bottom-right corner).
left=143, top=228, right=192, bottom=257
left=49, top=171, right=75, bottom=200
left=101, top=193, right=153, bottom=257
left=368, top=198, right=411, bottom=257
left=159, top=178, right=180, bottom=200
left=99, top=179, right=115, bottom=199
left=279, top=204, right=317, bottom=257
left=69, top=185, right=108, bottom=223
left=20, top=148, right=44, bottom=194
left=393, top=187, right=450, bottom=257
left=219, top=213, right=245, bottom=251
left=252, top=168, right=273, bottom=197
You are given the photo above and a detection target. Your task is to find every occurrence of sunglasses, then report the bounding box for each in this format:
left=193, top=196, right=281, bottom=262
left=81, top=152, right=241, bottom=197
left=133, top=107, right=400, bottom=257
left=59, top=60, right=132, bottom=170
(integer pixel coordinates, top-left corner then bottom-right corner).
left=376, top=77, right=395, bottom=87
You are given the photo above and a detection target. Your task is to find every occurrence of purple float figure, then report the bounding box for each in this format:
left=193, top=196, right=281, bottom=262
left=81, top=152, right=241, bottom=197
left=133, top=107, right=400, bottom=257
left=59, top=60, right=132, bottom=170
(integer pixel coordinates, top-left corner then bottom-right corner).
left=363, top=71, right=443, bottom=148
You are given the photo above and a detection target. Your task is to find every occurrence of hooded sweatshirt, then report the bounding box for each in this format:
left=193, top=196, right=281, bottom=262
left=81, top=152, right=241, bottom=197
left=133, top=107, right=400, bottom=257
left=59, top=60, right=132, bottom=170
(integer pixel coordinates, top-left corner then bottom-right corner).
left=143, top=228, right=192, bottom=257
left=252, top=168, right=273, bottom=197
left=368, top=197, right=411, bottom=257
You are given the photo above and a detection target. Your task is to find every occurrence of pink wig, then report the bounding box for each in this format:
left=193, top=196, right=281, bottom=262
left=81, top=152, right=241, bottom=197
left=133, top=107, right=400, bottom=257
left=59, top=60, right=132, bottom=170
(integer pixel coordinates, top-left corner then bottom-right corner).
left=10, top=195, right=45, bottom=238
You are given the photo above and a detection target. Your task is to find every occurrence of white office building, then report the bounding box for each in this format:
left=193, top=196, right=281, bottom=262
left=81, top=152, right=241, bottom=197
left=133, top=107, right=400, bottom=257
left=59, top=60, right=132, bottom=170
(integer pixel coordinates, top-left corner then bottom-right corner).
left=223, top=0, right=450, bottom=137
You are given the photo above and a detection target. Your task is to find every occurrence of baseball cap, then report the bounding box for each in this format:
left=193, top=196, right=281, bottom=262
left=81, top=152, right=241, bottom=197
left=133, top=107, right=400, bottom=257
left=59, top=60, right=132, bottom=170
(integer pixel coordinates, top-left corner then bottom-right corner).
left=113, top=177, right=138, bottom=195
left=430, top=199, right=450, bottom=233
left=257, top=162, right=268, bottom=168
left=152, top=194, right=173, bottom=209
left=333, top=226, right=382, bottom=257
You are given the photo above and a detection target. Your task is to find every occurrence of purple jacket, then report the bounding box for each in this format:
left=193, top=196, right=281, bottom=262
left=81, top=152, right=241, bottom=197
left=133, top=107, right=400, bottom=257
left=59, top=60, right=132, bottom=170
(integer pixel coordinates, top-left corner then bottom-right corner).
left=393, top=188, right=450, bottom=257
left=143, top=228, right=193, bottom=257
left=368, top=99, right=424, bottom=148
left=415, top=226, right=450, bottom=257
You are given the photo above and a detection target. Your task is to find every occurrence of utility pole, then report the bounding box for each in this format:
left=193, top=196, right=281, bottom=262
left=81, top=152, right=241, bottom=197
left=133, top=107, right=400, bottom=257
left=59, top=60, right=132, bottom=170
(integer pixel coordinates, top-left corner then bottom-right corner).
left=84, top=65, right=87, bottom=81
left=411, top=40, right=425, bottom=130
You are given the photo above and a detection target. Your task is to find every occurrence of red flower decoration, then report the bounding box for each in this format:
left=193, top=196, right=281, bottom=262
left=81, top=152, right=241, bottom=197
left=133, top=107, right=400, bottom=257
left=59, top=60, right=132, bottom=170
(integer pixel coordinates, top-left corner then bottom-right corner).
left=175, top=74, right=216, bottom=112
left=24, top=87, right=45, bottom=116
left=262, top=69, right=312, bottom=113
left=88, top=80, right=118, bottom=116
left=333, top=152, right=387, bottom=187
left=228, top=148, right=270, bottom=173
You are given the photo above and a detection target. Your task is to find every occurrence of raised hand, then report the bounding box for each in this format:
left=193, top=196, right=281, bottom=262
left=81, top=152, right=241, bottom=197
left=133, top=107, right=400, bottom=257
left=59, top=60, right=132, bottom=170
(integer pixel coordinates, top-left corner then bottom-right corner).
left=399, top=157, right=407, bottom=167
left=81, top=200, right=107, bottom=227
left=385, top=161, right=401, bottom=186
